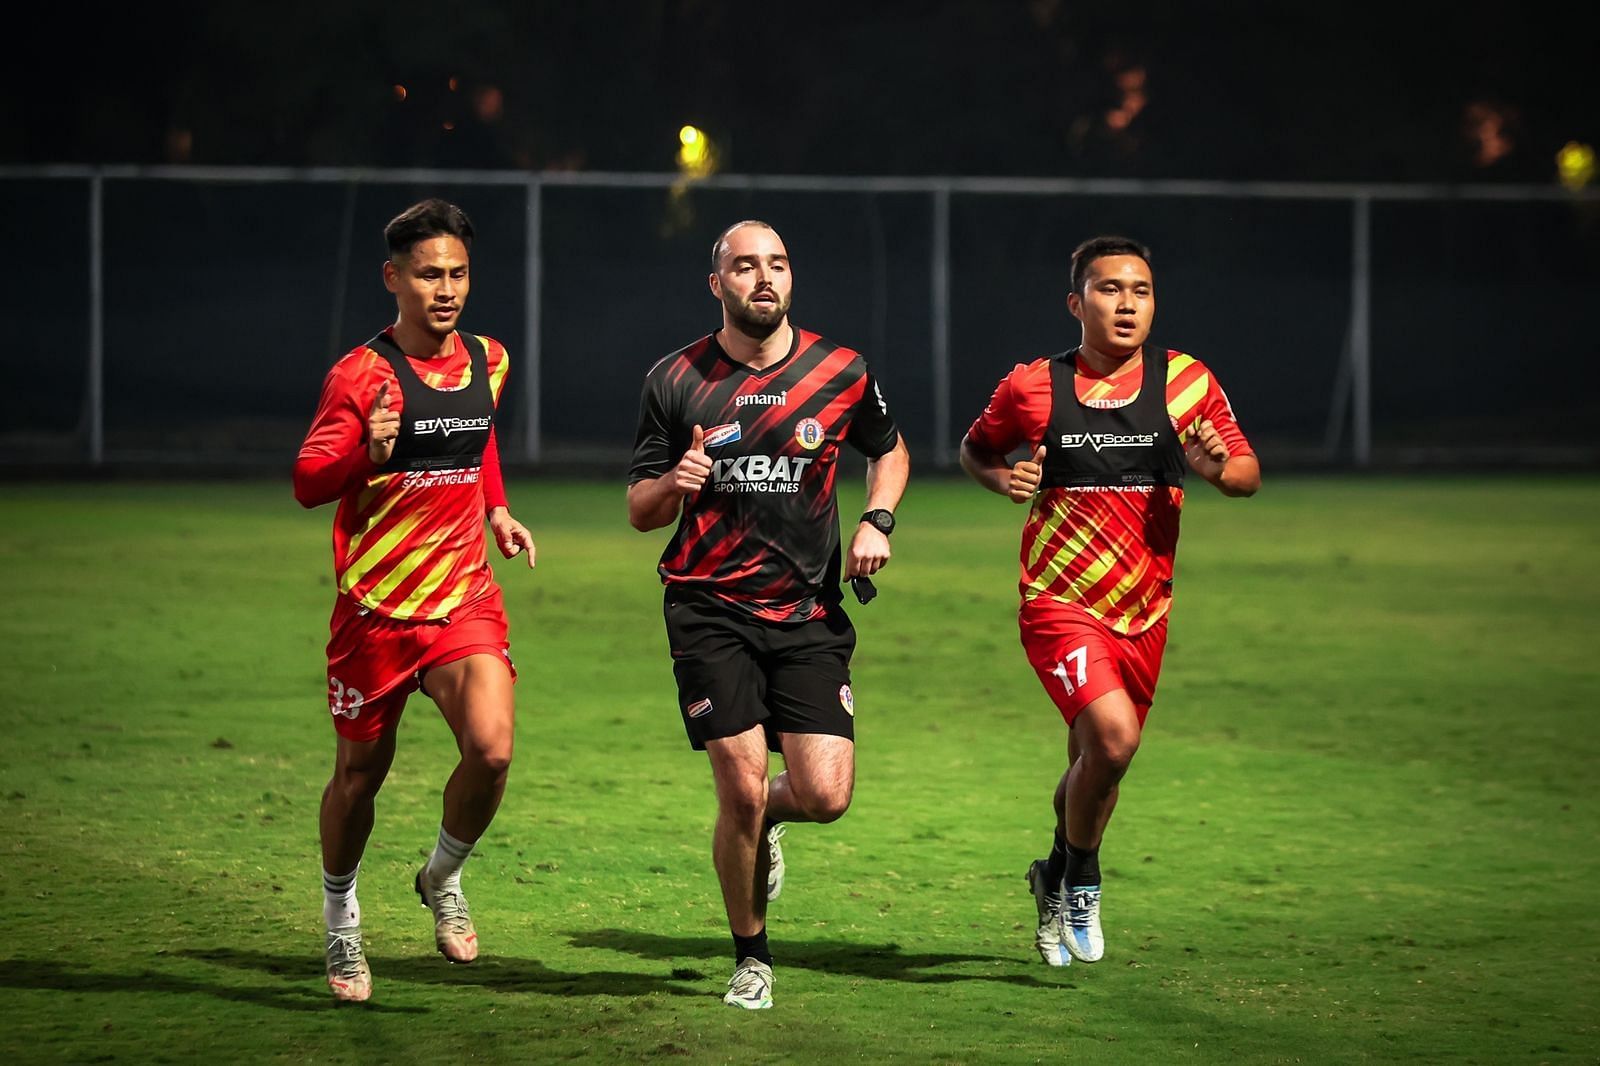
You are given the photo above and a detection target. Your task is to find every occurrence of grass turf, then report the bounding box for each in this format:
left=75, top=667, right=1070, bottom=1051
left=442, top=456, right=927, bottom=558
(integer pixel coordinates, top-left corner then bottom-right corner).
left=1, top=475, right=1596, bottom=1063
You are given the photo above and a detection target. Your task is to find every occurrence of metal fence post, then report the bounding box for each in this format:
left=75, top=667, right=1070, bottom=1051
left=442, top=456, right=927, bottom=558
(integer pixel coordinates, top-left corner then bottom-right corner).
left=931, top=185, right=951, bottom=464
left=523, top=175, right=543, bottom=463
left=1351, top=196, right=1372, bottom=467
left=88, top=171, right=104, bottom=466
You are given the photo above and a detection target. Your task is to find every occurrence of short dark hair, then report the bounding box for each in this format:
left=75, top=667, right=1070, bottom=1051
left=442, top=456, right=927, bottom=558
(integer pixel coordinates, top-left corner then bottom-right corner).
left=385, top=199, right=474, bottom=258
left=711, top=219, right=775, bottom=270
left=1070, top=235, right=1152, bottom=295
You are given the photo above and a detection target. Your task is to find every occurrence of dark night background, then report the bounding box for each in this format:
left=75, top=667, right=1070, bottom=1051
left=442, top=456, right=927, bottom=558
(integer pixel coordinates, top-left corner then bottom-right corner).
left=8, top=1, right=1593, bottom=183
left=4, top=1, right=1597, bottom=469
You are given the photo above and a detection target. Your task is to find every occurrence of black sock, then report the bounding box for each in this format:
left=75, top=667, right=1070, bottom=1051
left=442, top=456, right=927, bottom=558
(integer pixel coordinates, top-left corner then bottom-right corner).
left=733, top=928, right=772, bottom=967
left=1064, top=841, right=1101, bottom=888
left=1043, top=829, right=1069, bottom=887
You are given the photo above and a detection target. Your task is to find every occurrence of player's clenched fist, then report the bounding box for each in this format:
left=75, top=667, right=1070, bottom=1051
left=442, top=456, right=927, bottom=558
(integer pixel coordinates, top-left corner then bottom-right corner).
left=1008, top=444, right=1048, bottom=503
left=846, top=526, right=891, bottom=578
left=367, top=381, right=401, bottom=464
left=673, top=423, right=713, bottom=494
left=1183, top=418, right=1230, bottom=473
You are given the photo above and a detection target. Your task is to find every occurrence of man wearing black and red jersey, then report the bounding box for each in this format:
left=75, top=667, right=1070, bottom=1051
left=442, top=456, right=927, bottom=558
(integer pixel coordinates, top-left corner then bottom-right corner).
left=294, top=199, right=536, bottom=1003
left=960, top=235, right=1260, bottom=970
left=628, top=220, right=910, bottom=1010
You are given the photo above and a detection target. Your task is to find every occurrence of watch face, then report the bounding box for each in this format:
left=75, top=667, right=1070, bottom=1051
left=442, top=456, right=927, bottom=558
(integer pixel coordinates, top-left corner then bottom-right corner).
left=866, top=510, right=894, bottom=534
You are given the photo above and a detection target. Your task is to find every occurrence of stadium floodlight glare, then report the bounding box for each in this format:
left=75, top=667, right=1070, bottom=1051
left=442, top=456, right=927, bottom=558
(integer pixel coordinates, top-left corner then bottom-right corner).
left=676, top=124, right=715, bottom=176
left=1557, top=141, right=1595, bottom=190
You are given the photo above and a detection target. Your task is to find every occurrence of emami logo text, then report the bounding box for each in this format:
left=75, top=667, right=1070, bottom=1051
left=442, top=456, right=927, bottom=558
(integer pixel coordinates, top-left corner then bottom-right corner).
left=414, top=416, right=492, bottom=437
left=1059, top=431, right=1159, bottom=452
left=735, top=390, right=787, bottom=408
left=711, top=454, right=814, bottom=493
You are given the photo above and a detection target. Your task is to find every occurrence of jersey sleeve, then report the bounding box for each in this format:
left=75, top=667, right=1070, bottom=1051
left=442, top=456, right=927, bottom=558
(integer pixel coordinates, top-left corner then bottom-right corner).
left=484, top=335, right=512, bottom=405
left=481, top=338, right=510, bottom=510
left=1169, top=356, right=1254, bottom=458
left=628, top=367, right=676, bottom=485
left=964, top=364, right=1032, bottom=456
left=480, top=428, right=509, bottom=510
left=843, top=365, right=900, bottom=459
left=293, top=354, right=391, bottom=508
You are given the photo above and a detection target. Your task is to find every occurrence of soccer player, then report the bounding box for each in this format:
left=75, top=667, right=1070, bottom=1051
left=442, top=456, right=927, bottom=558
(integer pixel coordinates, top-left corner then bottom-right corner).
left=959, top=235, right=1259, bottom=968
left=293, top=199, right=536, bottom=1003
left=627, top=221, right=910, bottom=1009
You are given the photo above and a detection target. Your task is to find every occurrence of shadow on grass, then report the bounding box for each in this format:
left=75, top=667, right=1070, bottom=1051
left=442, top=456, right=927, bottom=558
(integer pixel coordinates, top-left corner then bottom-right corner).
left=179, top=947, right=704, bottom=999
left=0, top=936, right=1060, bottom=1014
left=0, top=956, right=420, bottom=1014
left=564, top=930, right=1064, bottom=988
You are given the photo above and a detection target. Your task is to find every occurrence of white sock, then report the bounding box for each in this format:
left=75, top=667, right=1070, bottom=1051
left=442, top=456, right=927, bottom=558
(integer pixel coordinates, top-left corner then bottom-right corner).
left=323, top=865, right=361, bottom=931
left=424, top=826, right=475, bottom=892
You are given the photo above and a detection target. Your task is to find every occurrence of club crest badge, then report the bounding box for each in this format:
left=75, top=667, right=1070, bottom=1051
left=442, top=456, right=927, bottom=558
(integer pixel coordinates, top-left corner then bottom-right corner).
left=703, top=422, right=742, bottom=448
left=795, top=418, right=826, bottom=450
left=838, top=684, right=854, bottom=717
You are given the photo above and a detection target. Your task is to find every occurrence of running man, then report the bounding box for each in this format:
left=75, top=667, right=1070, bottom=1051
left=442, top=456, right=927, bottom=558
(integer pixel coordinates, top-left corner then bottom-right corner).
left=294, top=198, right=536, bottom=1002
left=959, top=235, right=1259, bottom=968
left=627, top=220, right=910, bottom=1009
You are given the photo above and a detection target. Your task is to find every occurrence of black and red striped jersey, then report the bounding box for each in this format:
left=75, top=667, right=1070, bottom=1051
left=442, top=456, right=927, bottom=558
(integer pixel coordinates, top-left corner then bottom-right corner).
left=629, top=327, right=900, bottom=623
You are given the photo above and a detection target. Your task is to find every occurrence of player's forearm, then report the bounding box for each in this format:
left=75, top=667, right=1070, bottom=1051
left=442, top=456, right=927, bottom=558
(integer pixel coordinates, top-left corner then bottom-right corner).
left=1216, top=454, right=1261, bottom=497
left=959, top=437, right=1014, bottom=497
left=627, top=476, right=684, bottom=532
left=862, top=435, right=910, bottom=513
left=293, top=446, right=376, bottom=508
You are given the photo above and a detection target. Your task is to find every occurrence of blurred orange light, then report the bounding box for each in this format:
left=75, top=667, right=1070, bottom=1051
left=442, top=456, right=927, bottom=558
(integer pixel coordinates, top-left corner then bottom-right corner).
left=448, top=76, right=459, bottom=92
left=393, top=84, right=408, bottom=102
left=475, top=86, right=504, bottom=123
left=443, top=121, right=455, bottom=132
left=165, top=127, right=193, bottom=163
left=1463, top=101, right=1515, bottom=167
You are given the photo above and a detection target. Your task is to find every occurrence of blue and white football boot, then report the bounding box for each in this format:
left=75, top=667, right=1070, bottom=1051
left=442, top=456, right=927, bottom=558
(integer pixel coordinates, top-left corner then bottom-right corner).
left=1062, top=884, right=1104, bottom=963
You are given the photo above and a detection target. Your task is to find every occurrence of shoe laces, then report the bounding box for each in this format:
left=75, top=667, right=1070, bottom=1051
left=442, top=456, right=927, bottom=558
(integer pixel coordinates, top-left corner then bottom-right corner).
left=1065, top=888, right=1100, bottom=928
left=728, top=960, right=771, bottom=997
left=767, top=824, right=787, bottom=850
left=326, top=930, right=366, bottom=975
left=428, top=885, right=473, bottom=933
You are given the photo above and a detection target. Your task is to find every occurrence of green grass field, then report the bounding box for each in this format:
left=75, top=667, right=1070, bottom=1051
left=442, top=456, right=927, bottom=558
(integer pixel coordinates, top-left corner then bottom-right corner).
left=2, top=475, right=1597, bottom=1064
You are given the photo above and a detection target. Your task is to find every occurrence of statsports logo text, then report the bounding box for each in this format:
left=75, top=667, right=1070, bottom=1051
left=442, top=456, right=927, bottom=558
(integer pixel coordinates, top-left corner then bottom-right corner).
left=413, top=416, right=492, bottom=437
left=1059, top=431, right=1159, bottom=452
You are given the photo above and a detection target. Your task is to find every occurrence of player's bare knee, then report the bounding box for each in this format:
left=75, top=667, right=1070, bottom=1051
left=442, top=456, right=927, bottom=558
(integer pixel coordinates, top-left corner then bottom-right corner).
left=786, top=773, right=852, bottom=822
left=716, top=769, right=769, bottom=828
left=331, top=763, right=387, bottom=802
left=722, top=790, right=768, bottom=831
left=463, top=738, right=513, bottom=779
left=1094, top=733, right=1140, bottom=778
left=806, top=790, right=852, bottom=824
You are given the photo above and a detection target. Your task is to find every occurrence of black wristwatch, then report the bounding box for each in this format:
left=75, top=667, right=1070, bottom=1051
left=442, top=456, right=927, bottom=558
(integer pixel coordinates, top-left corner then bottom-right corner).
left=860, top=509, right=896, bottom=536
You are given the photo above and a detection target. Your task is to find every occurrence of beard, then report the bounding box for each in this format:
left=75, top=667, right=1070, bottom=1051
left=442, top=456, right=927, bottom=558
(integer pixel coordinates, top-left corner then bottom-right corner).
left=724, top=289, right=791, bottom=339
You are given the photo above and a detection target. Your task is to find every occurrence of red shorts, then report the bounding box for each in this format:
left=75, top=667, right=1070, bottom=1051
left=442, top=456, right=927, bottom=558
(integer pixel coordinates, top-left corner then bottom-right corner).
left=1018, top=598, right=1167, bottom=728
left=324, top=585, right=515, bottom=742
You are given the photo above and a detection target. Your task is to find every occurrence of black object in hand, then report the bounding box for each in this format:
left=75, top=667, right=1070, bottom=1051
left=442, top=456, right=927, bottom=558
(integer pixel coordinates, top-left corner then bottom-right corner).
left=850, top=576, right=878, bottom=605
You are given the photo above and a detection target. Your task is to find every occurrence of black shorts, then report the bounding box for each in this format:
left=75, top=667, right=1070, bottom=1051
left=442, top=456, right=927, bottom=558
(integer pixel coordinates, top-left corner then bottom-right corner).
left=663, top=589, right=857, bottom=752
